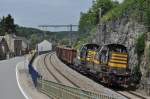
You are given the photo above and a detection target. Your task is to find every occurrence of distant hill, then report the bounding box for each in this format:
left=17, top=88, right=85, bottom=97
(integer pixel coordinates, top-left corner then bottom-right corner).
left=15, top=25, right=78, bottom=48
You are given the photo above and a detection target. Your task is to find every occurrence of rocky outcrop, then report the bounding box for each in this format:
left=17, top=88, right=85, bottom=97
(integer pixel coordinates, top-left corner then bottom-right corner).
left=94, top=16, right=150, bottom=95
left=137, top=32, right=150, bottom=95
left=94, top=17, right=147, bottom=68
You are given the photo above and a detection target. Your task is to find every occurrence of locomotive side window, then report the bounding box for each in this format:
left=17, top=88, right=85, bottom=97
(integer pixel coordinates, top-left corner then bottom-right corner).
left=80, top=46, right=87, bottom=58
left=98, top=46, right=108, bottom=64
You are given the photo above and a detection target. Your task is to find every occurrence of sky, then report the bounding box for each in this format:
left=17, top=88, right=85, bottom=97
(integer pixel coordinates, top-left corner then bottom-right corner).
left=0, top=0, right=123, bottom=31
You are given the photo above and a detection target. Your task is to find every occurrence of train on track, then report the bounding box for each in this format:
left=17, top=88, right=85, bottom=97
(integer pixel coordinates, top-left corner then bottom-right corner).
left=56, top=43, right=131, bottom=87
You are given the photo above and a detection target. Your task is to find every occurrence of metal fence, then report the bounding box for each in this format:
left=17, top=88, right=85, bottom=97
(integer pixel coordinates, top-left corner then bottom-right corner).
left=28, top=52, right=41, bottom=87
left=37, top=78, right=116, bottom=99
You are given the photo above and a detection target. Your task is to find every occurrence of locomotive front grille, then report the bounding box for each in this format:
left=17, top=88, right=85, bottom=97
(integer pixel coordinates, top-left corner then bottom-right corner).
left=108, top=52, right=128, bottom=68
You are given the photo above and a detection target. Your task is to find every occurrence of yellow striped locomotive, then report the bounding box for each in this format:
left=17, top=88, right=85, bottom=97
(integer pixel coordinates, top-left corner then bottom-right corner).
left=79, top=43, right=131, bottom=86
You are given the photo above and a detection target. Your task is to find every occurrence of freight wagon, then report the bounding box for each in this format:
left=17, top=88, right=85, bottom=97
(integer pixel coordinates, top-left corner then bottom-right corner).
left=56, top=46, right=77, bottom=64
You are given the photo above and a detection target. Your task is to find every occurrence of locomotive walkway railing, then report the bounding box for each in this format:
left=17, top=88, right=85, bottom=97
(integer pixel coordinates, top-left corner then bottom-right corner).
left=37, top=78, right=116, bottom=99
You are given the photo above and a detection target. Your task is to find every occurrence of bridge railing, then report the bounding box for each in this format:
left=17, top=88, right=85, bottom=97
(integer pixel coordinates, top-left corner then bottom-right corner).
left=37, top=78, right=116, bottom=99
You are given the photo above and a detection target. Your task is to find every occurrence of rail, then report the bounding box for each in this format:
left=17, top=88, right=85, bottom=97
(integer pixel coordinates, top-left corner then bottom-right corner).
left=37, top=78, right=116, bottom=99
left=143, top=83, right=150, bottom=96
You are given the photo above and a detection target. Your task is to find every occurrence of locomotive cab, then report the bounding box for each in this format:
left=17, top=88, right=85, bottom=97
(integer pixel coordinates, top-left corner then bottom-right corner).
left=97, top=44, right=130, bottom=86
left=80, top=44, right=99, bottom=64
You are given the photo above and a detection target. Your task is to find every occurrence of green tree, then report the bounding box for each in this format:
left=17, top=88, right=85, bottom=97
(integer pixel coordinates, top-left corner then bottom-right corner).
left=136, top=33, right=145, bottom=58
left=0, top=14, right=16, bottom=35
left=145, top=1, right=150, bottom=32
left=0, top=16, right=6, bottom=35
left=78, top=0, right=116, bottom=34
left=30, top=34, right=41, bottom=48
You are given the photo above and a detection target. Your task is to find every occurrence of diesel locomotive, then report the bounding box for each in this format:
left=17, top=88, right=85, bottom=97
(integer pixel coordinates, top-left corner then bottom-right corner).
left=79, top=43, right=131, bottom=86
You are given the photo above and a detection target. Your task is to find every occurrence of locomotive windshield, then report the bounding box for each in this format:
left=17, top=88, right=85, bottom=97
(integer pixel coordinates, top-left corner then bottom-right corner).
left=80, top=44, right=99, bottom=61
left=80, top=44, right=99, bottom=53
left=107, top=44, right=127, bottom=53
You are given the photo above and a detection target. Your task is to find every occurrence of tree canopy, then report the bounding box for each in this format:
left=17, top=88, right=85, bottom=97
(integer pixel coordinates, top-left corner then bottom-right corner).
left=78, top=0, right=117, bottom=33
left=0, top=14, right=16, bottom=35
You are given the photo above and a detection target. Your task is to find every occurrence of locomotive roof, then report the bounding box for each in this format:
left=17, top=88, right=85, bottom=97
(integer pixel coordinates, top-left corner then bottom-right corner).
left=83, top=43, right=99, bottom=48
left=106, top=44, right=127, bottom=49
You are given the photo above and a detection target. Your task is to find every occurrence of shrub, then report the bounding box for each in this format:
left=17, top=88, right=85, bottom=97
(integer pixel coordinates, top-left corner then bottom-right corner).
left=136, top=33, right=145, bottom=59
left=132, top=65, right=142, bottom=84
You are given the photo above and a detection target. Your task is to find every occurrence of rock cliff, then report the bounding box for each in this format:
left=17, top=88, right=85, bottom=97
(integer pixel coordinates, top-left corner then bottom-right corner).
left=95, top=16, right=147, bottom=68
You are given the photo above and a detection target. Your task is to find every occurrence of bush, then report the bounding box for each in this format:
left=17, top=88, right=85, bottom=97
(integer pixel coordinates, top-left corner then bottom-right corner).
left=132, top=65, right=142, bottom=84
left=136, top=33, right=145, bottom=59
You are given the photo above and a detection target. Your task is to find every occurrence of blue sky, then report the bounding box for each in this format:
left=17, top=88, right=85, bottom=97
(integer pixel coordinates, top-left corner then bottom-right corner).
left=0, top=0, right=123, bottom=30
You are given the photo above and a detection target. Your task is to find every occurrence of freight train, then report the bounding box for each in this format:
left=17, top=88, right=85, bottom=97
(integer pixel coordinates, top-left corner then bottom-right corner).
left=56, top=43, right=131, bottom=87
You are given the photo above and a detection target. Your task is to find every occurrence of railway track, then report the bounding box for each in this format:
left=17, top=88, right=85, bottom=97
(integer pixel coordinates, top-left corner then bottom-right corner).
left=44, top=52, right=148, bottom=99
left=117, top=91, right=147, bottom=99
left=43, top=53, right=61, bottom=83
left=44, top=52, right=79, bottom=88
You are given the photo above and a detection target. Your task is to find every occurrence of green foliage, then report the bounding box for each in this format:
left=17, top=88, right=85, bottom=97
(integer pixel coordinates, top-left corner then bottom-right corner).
left=61, top=38, right=69, bottom=45
left=79, top=0, right=116, bottom=33
left=145, top=2, right=150, bottom=32
left=92, top=0, right=116, bottom=16
left=15, top=25, right=43, bottom=38
left=0, top=14, right=16, bottom=35
left=102, top=0, right=135, bottom=21
left=102, top=0, right=150, bottom=22
left=136, top=33, right=145, bottom=60
left=132, top=65, right=142, bottom=84
left=77, top=0, right=150, bottom=49
left=15, top=25, right=78, bottom=47
left=77, top=0, right=116, bottom=48
left=30, top=34, right=41, bottom=48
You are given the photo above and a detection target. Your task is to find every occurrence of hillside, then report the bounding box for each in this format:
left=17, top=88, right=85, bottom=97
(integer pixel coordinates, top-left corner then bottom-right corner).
left=16, top=26, right=78, bottom=47
left=76, top=0, right=150, bottom=48
left=77, top=0, right=150, bottom=95
left=0, top=15, right=78, bottom=48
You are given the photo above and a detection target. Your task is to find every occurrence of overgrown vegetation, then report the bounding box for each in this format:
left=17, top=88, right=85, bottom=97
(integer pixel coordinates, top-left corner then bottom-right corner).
left=135, top=33, right=145, bottom=62
left=76, top=0, right=150, bottom=48
left=16, top=26, right=77, bottom=48
left=75, top=0, right=118, bottom=48
left=132, top=65, right=142, bottom=84
left=133, top=33, right=145, bottom=83
left=0, top=14, right=16, bottom=35
left=78, top=0, right=117, bottom=33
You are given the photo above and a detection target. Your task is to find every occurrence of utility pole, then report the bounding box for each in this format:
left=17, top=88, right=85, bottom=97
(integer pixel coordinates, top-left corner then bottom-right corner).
left=38, top=24, right=78, bottom=47
left=69, top=24, right=73, bottom=46
left=98, top=8, right=103, bottom=45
